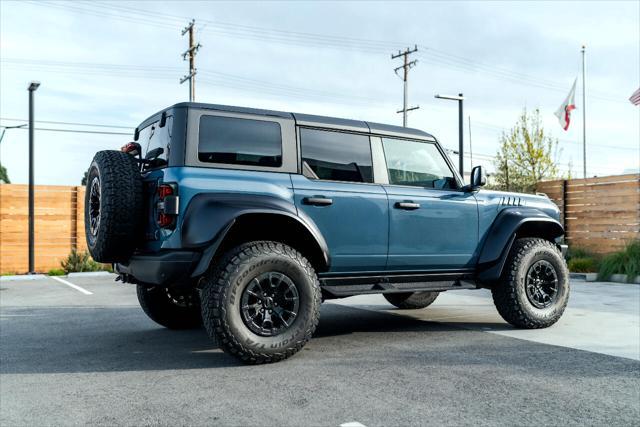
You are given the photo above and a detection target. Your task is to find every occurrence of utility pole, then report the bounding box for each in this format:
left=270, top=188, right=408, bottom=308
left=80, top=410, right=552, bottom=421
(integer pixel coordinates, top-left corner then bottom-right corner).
left=392, top=45, right=419, bottom=127
left=180, top=19, right=201, bottom=102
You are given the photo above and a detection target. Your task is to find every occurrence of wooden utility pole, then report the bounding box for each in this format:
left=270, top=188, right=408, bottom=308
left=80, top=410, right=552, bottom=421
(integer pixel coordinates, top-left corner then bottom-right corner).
left=180, top=20, right=201, bottom=102
left=392, top=45, right=419, bottom=127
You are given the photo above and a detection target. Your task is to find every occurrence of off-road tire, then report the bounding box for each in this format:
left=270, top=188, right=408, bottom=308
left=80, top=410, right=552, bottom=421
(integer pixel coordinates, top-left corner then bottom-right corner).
left=384, top=292, right=439, bottom=309
left=137, top=285, right=202, bottom=329
left=84, top=150, right=142, bottom=263
left=200, top=241, right=321, bottom=364
left=492, top=238, right=569, bottom=329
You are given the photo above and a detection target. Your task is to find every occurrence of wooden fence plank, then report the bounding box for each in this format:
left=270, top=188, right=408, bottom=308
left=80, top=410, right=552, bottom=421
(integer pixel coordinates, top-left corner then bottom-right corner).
left=538, top=174, right=639, bottom=254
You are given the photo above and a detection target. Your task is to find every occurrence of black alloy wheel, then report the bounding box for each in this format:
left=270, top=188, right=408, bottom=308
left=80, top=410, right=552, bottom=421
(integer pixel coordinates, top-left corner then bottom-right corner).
left=240, top=272, right=300, bottom=337
left=525, top=260, right=559, bottom=309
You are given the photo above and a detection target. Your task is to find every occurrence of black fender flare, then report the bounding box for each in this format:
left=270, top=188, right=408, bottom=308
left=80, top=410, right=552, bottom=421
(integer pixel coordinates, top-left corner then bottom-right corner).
left=181, top=193, right=330, bottom=277
left=476, top=208, right=564, bottom=282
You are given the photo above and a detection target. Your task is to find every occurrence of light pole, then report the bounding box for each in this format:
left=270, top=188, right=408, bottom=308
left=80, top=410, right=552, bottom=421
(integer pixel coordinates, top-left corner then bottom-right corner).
left=435, top=93, right=465, bottom=178
left=28, top=81, right=40, bottom=274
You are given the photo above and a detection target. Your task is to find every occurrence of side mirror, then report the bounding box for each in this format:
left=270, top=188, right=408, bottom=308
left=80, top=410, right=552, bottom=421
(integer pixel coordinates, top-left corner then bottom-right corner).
left=470, top=165, right=486, bottom=189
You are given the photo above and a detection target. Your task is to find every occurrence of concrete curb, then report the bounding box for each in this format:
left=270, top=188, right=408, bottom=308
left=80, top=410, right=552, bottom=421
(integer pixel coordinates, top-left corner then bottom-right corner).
left=0, top=274, right=47, bottom=282
left=570, top=272, right=640, bottom=285
left=67, top=271, right=114, bottom=278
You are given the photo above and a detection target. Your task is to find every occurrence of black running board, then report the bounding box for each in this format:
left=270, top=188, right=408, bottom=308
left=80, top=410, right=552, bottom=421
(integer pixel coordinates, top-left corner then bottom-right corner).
left=318, top=271, right=478, bottom=298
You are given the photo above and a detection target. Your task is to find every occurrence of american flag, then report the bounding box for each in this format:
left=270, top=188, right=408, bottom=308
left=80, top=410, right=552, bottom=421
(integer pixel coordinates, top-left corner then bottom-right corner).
left=630, top=88, right=640, bottom=105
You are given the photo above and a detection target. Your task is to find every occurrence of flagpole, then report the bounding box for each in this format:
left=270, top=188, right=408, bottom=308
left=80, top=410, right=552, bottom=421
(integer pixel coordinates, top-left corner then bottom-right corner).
left=581, top=45, right=587, bottom=179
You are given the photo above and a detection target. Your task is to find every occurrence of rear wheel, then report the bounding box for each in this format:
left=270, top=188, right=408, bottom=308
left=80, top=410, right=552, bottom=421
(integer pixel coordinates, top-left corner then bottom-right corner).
left=200, top=241, right=321, bottom=364
left=492, top=238, right=569, bottom=328
left=137, top=285, right=202, bottom=329
left=384, top=291, right=439, bottom=309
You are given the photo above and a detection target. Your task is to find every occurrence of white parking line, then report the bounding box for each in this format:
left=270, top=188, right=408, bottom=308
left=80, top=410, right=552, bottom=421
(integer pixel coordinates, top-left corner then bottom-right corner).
left=50, top=276, right=93, bottom=295
left=340, top=422, right=367, bottom=427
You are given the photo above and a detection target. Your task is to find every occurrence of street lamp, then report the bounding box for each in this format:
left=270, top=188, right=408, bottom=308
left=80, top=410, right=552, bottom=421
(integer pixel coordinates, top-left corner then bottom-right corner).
left=27, top=81, right=40, bottom=274
left=435, top=93, right=465, bottom=178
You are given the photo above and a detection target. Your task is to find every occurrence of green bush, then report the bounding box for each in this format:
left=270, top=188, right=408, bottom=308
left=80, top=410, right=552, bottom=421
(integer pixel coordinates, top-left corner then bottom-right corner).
left=61, top=249, right=103, bottom=274
left=568, top=257, right=599, bottom=273
left=598, top=240, right=640, bottom=283
left=47, top=268, right=66, bottom=276
left=568, top=247, right=595, bottom=260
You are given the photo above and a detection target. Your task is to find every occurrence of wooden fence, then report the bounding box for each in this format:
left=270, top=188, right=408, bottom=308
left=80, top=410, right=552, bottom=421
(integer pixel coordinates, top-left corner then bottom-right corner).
left=1, top=175, right=638, bottom=273
left=0, top=184, right=87, bottom=274
left=536, top=174, right=640, bottom=254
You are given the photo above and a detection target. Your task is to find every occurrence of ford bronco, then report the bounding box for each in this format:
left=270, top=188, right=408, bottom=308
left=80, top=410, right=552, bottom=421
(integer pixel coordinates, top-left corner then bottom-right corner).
left=85, top=102, right=569, bottom=364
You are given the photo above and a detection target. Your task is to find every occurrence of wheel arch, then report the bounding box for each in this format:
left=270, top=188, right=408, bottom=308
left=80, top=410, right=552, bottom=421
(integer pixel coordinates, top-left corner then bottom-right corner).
left=477, top=208, right=564, bottom=282
left=182, top=193, right=330, bottom=278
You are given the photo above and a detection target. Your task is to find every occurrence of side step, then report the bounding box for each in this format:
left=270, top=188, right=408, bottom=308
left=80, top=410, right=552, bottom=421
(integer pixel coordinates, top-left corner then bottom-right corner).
left=318, top=271, right=478, bottom=298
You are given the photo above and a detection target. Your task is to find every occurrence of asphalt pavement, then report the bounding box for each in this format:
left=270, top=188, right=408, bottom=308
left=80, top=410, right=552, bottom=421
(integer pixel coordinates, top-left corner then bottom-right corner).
left=1, top=274, right=638, bottom=426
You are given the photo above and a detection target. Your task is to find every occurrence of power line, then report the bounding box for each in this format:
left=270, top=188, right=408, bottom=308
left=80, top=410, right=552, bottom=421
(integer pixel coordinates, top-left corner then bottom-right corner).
left=0, top=126, right=131, bottom=136
left=0, top=117, right=132, bottom=129
left=25, top=0, right=629, bottom=104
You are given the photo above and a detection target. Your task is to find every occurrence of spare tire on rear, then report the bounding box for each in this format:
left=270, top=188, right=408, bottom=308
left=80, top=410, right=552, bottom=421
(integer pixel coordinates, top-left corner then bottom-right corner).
left=85, top=150, right=143, bottom=263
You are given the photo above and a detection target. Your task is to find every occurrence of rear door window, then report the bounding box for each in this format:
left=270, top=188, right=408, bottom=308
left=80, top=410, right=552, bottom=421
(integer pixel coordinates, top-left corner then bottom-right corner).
left=299, top=128, right=373, bottom=183
left=198, top=115, right=282, bottom=167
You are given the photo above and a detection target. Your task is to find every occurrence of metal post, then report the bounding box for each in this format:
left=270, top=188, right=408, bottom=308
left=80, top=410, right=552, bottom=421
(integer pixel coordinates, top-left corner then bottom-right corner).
left=468, top=115, right=473, bottom=169
left=458, top=93, right=464, bottom=178
left=435, top=93, right=465, bottom=177
left=27, top=81, right=40, bottom=274
left=581, top=45, right=587, bottom=178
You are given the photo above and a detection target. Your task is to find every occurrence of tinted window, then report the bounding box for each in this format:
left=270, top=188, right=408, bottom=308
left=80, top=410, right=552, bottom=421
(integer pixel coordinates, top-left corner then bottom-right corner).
left=199, top=115, right=282, bottom=167
left=140, top=116, right=172, bottom=170
left=382, top=138, right=457, bottom=189
left=300, top=128, right=372, bottom=183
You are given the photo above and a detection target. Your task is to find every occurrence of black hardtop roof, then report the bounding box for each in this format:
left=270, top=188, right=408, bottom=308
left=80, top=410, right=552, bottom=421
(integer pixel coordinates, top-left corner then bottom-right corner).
left=139, top=102, right=435, bottom=140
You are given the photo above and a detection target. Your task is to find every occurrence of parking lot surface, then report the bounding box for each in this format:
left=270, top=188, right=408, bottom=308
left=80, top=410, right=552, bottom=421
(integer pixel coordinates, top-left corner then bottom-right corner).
left=1, top=274, right=639, bottom=426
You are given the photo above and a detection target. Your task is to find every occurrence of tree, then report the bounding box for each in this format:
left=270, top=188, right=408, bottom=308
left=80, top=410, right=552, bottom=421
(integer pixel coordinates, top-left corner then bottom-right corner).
left=81, top=171, right=88, bottom=186
left=0, top=162, right=10, bottom=184
left=492, top=108, right=560, bottom=193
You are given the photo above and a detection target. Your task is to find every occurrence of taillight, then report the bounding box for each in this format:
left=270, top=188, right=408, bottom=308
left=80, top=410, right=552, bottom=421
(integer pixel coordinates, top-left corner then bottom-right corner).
left=157, top=183, right=178, bottom=228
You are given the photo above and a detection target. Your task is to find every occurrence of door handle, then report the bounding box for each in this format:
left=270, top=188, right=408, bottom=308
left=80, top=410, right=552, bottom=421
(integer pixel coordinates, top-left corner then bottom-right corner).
left=303, top=197, right=333, bottom=206
left=395, top=201, right=420, bottom=210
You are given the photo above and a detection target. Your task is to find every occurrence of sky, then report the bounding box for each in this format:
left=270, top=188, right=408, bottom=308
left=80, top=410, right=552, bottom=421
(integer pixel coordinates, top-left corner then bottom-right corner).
left=1, top=0, right=639, bottom=186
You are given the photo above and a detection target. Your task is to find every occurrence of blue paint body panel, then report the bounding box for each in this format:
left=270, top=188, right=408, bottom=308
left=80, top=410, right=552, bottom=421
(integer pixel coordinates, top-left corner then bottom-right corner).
left=290, top=175, right=388, bottom=272
left=384, top=186, right=479, bottom=270
left=140, top=167, right=562, bottom=275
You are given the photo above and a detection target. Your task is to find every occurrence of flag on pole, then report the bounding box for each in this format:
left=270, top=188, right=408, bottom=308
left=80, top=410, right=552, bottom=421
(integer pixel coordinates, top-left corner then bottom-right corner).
left=554, top=78, right=577, bottom=131
left=629, top=88, right=640, bottom=105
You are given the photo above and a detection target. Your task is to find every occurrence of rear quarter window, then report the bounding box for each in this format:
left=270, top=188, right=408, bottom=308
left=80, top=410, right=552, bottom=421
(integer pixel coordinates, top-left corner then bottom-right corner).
left=140, top=115, right=172, bottom=170
left=198, top=115, right=282, bottom=167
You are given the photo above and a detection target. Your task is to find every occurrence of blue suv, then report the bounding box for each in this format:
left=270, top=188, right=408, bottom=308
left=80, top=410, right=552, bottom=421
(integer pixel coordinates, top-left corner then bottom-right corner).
left=85, top=102, right=569, bottom=364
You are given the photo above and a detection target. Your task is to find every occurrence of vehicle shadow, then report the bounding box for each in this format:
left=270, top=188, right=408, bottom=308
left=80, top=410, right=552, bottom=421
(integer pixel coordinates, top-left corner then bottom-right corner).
left=0, top=303, right=509, bottom=374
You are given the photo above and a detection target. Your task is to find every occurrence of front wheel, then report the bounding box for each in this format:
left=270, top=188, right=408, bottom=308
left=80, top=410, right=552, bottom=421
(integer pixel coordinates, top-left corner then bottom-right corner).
left=200, top=241, right=321, bottom=364
left=492, top=238, right=569, bottom=329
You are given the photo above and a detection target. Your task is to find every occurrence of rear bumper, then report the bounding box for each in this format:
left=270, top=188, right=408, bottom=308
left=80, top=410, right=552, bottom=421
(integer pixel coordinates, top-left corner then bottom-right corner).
left=115, top=250, right=200, bottom=286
